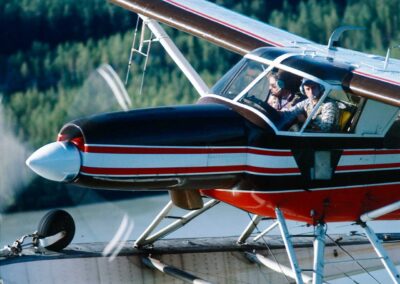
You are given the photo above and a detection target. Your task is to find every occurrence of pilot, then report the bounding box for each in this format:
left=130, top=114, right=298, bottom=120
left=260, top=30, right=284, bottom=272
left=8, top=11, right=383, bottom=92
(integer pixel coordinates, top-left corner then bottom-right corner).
left=267, top=72, right=304, bottom=110
left=282, top=79, right=339, bottom=132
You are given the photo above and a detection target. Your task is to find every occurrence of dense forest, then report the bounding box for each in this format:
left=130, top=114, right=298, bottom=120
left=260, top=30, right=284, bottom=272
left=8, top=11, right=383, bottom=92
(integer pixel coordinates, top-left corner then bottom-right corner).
left=1, top=0, right=399, bottom=211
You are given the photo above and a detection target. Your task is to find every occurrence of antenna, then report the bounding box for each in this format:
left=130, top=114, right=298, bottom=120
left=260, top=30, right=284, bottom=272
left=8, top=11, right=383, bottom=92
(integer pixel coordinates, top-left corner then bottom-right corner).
left=384, top=45, right=400, bottom=71
left=327, top=26, right=365, bottom=50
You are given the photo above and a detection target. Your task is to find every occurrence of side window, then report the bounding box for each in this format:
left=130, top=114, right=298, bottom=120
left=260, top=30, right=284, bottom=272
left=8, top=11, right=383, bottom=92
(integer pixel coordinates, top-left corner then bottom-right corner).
left=354, top=99, right=398, bottom=135
left=327, top=90, right=363, bottom=133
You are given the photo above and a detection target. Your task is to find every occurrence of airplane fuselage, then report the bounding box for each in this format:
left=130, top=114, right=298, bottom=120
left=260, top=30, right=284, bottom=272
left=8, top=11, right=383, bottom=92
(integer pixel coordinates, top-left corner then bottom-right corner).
left=27, top=96, right=400, bottom=224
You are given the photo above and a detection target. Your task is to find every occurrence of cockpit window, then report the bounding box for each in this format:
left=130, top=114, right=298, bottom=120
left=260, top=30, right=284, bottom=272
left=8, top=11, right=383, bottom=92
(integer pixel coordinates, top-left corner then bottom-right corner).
left=211, top=57, right=364, bottom=135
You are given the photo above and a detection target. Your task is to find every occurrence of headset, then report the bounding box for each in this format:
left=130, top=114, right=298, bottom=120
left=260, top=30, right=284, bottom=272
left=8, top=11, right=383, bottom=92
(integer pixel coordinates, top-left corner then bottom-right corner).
left=299, top=78, right=325, bottom=99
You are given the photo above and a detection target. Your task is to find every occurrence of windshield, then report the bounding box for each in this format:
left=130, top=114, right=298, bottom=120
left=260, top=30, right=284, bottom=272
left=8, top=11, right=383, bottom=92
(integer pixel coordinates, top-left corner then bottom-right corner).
left=212, top=59, right=269, bottom=101
left=211, top=58, right=304, bottom=130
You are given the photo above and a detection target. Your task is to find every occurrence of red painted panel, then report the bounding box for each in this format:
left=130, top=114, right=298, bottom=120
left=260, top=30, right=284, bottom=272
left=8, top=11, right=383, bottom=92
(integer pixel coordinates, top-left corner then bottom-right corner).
left=202, top=184, right=400, bottom=223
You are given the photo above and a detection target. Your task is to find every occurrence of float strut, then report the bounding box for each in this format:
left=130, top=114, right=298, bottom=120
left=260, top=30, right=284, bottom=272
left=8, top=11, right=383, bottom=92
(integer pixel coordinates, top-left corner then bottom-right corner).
left=312, top=223, right=326, bottom=284
left=135, top=200, right=174, bottom=247
left=359, top=201, right=400, bottom=283
left=237, top=215, right=263, bottom=244
left=253, top=220, right=279, bottom=241
left=361, top=223, right=400, bottom=284
left=135, top=199, right=219, bottom=247
left=275, top=208, right=304, bottom=284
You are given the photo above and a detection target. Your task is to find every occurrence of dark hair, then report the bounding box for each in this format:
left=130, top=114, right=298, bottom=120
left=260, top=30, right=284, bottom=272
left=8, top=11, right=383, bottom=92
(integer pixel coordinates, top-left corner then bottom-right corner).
left=299, top=78, right=325, bottom=99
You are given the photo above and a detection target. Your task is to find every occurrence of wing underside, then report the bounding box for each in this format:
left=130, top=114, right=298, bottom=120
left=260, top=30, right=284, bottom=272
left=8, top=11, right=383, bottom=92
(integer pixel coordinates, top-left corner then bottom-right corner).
left=111, top=0, right=312, bottom=54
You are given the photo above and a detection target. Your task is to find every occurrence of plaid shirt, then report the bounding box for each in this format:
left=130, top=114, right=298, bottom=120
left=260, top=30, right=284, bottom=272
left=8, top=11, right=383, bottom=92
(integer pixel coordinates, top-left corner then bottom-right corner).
left=284, top=98, right=339, bottom=132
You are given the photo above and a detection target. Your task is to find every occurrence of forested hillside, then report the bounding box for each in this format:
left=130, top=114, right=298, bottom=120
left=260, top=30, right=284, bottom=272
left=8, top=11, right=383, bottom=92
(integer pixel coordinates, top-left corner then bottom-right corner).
left=1, top=0, right=399, bottom=211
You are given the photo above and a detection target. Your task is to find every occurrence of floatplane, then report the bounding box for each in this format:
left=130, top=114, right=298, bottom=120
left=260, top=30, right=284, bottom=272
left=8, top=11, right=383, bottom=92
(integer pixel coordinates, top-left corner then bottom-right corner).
left=4, top=0, right=400, bottom=283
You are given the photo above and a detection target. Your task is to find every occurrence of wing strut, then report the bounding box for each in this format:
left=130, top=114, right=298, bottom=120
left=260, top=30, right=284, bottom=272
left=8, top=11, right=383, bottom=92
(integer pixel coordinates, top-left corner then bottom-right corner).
left=140, top=15, right=209, bottom=97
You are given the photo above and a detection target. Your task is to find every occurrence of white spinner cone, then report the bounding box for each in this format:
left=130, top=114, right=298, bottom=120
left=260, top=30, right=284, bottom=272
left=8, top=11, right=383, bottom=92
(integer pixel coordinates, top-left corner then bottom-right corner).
left=26, top=141, right=81, bottom=182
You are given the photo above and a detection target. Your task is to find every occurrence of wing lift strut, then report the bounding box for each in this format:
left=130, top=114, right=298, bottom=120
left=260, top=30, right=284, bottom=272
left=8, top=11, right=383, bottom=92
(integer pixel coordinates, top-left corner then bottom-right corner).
left=125, top=15, right=209, bottom=97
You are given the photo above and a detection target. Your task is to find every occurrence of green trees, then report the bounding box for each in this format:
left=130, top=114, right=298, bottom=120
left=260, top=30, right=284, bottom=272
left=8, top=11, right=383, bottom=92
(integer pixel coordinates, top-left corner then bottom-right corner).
left=2, top=0, right=399, bottom=148
left=0, top=0, right=136, bottom=55
left=342, top=0, right=400, bottom=54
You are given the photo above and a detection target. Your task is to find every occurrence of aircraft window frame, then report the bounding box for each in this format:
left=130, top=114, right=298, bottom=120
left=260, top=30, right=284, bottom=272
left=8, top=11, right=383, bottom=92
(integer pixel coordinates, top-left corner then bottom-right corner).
left=210, top=52, right=392, bottom=138
left=298, top=89, right=330, bottom=133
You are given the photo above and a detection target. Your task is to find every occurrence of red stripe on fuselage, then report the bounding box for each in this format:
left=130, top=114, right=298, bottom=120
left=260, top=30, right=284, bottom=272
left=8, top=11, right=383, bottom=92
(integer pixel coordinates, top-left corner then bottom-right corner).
left=342, top=149, right=400, bottom=155
left=83, top=145, right=292, bottom=156
left=84, top=146, right=400, bottom=156
left=336, top=162, right=400, bottom=171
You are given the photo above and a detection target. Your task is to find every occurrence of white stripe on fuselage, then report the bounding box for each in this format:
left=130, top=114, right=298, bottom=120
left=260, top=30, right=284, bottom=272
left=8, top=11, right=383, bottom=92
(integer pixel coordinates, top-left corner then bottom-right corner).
left=79, top=145, right=400, bottom=177
left=81, top=151, right=296, bottom=169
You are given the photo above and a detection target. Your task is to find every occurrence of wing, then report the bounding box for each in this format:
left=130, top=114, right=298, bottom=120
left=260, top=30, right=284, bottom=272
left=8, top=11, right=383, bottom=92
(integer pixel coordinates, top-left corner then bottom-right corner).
left=111, top=0, right=312, bottom=54
left=112, top=0, right=400, bottom=107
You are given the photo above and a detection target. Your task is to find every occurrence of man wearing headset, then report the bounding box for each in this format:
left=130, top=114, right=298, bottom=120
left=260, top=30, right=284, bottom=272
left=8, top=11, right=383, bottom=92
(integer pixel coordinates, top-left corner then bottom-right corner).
left=267, top=72, right=304, bottom=110
left=282, top=79, right=339, bottom=132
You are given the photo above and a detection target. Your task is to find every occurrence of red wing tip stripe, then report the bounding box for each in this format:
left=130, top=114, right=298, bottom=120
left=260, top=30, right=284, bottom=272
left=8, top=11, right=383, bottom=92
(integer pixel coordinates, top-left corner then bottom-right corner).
left=81, top=166, right=299, bottom=175
left=353, top=70, right=400, bottom=86
left=163, top=0, right=283, bottom=47
left=83, top=146, right=292, bottom=156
